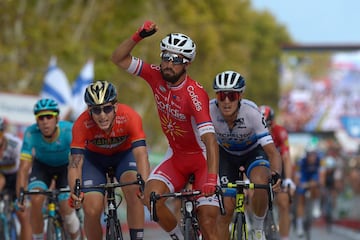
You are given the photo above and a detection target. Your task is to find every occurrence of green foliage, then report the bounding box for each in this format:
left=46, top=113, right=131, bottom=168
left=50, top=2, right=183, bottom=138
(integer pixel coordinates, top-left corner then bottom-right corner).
left=0, top=0, right=291, bottom=151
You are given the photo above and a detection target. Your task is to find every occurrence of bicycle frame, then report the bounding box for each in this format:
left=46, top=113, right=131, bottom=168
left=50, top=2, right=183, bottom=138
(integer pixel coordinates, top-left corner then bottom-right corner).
left=224, top=171, right=274, bottom=240
left=150, top=189, right=202, bottom=240
left=0, top=191, right=18, bottom=240
left=150, top=183, right=225, bottom=240
left=75, top=168, right=144, bottom=240
left=19, top=187, right=70, bottom=240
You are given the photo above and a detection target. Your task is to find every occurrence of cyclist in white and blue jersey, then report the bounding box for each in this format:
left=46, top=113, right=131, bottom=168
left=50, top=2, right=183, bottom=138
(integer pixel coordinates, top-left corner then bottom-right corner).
left=210, top=71, right=282, bottom=240
left=16, top=98, right=81, bottom=240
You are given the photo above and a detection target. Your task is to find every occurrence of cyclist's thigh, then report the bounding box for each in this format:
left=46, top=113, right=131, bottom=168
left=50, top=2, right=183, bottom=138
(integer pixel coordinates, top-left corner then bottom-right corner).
left=218, top=147, right=243, bottom=185
left=148, top=152, right=187, bottom=193
left=113, top=149, right=138, bottom=182
left=82, top=151, right=107, bottom=194
left=28, top=160, right=53, bottom=190
left=4, top=173, right=17, bottom=200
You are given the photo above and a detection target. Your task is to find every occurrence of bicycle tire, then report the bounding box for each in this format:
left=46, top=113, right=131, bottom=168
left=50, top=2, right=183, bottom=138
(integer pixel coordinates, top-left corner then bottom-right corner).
left=0, top=217, right=6, bottom=240
left=8, top=214, right=18, bottom=240
left=46, top=217, right=66, bottom=240
left=231, top=213, right=246, bottom=240
left=106, top=217, right=123, bottom=240
left=264, top=210, right=280, bottom=240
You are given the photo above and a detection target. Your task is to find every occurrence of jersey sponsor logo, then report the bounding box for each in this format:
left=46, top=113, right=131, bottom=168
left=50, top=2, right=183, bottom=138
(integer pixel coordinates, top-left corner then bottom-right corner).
left=159, top=85, right=167, bottom=93
left=154, top=94, right=186, bottom=121
left=115, top=115, right=128, bottom=124
left=89, top=136, right=127, bottom=148
left=187, top=86, right=202, bottom=111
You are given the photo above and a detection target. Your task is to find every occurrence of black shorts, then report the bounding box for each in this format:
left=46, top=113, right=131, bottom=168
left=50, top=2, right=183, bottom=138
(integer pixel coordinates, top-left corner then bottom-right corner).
left=219, top=145, right=269, bottom=185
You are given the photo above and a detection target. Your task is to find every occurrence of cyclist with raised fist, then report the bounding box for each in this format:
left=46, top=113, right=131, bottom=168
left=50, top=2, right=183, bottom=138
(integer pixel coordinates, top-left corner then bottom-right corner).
left=111, top=21, right=221, bottom=240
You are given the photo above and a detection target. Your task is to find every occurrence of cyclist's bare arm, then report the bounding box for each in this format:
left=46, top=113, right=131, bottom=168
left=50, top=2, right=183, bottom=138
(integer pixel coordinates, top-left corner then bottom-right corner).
left=68, top=153, right=84, bottom=193
left=201, top=132, right=219, bottom=176
left=132, top=145, right=150, bottom=181
left=263, top=142, right=282, bottom=191
left=16, top=159, right=32, bottom=197
left=111, top=21, right=158, bottom=69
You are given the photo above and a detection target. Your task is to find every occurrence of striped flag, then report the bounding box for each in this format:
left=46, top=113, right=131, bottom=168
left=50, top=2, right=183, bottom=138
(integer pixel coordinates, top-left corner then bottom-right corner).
left=40, top=56, right=72, bottom=119
left=70, top=59, right=94, bottom=120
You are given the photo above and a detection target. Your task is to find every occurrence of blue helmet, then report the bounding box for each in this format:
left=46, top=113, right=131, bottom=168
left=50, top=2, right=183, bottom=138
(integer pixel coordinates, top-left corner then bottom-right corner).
left=33, top=98, right=59, bottom=115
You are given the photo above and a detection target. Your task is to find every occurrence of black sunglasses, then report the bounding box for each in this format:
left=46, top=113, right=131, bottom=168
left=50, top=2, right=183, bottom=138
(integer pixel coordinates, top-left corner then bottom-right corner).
left=161, top=52, right=189, bottom=65
left=90, top=105, right=114, bottom=115
left=37, top=114, right=56, bottom=121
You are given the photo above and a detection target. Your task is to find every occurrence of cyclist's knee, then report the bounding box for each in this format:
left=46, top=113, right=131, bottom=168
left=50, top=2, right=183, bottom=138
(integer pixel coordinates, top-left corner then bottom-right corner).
left=64, top=211, right=80, bottom=234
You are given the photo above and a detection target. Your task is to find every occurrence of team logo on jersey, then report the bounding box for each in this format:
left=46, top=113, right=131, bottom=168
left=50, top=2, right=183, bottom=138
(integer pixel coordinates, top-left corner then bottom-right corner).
left=160, top=115, right=187, bottom=140
left=90, top=136, right=127, bottom=148
left=159, top=85, right=167, bottom=93
left=187, top=86, right=202, bottom=111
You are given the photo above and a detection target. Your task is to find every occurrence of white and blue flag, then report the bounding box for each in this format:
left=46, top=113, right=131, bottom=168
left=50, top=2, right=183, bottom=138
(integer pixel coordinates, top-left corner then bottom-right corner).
left=40, top=56, right=72, bottom=119
left=70, top=59, right=94, bottom=120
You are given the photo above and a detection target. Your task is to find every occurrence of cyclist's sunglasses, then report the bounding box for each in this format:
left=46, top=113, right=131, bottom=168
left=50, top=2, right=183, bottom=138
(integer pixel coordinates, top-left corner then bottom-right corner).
left=36, top=112, right=58, bottom=121
left=90, top=105, right=114, bottom=115
left=216, top=91, right=240, bottom=102
left=160, top=52, right=189, bottom=65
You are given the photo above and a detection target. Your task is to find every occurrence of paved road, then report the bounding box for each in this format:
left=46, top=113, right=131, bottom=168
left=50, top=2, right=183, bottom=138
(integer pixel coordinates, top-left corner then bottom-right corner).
left=119, top=221, right=359, bottom=240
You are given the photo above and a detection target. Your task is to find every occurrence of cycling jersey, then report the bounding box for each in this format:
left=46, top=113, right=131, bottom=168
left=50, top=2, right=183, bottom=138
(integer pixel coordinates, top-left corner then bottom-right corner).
left=128, top=58, right=215, bottom=154
left=0, top=133, right=21, bottom=174
left=296, top=152, right=324, bottom=194
left=71, top=103, right=146, bottom=155
left=271, top=123, right=290, bottom=178
left=271, top=124, right=290, bottom=156
left=209, top=98, right=273, bottom=156
left=21, top=121, right=73, bottom=167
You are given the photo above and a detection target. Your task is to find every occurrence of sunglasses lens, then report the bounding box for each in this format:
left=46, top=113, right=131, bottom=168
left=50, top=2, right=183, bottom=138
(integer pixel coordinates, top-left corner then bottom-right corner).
left=38, top=115, right=55, bottom=120
left=91, top=107, right=102, bottom=115
left=217, top=92, right=239, bottom=101
left=161, top=53, right=186, bottom=65
left=103, top=105, right=114, bottom=114
left=91, top=105, right=114, bottom=115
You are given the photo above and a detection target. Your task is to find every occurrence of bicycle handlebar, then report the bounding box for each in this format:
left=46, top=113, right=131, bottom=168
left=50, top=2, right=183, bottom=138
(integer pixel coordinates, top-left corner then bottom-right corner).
left=19, top=187, right=71, bottom=205
left=74, top=173, right=145, bottom=195
left=150, top=186, right=226, bottom=222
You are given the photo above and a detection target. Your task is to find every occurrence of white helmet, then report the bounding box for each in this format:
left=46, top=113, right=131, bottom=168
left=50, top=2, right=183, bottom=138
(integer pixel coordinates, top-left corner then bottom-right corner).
left=160, top=33, right=196, bottom=62
left=213, top=71, right=246, bottom=92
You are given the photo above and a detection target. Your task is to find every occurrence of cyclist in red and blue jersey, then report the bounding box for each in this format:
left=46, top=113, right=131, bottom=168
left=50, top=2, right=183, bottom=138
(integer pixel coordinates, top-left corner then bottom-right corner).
left=111, top=20, right=220, bottom=240
left=210, top=71, right=282, bottom=240
left=260, top=105, right=295, bottom=240
left=16, top=99, right=81, bottom=240
left=68, top=80, right=150, bottom=240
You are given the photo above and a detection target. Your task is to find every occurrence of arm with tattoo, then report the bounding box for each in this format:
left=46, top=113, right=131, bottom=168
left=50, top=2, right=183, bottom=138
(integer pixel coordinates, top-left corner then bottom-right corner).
left=68, top=154, right=83, bottom=192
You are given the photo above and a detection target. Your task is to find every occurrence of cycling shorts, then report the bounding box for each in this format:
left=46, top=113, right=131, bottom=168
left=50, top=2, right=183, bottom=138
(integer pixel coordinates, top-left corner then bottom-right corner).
left=296, top=171, right=320, bottom=194
left=219, top=145, right=270, bottom=186
left=28, top=160, right=69, bottom=201
left=2, top=172, right=17, bottom=199
left=82, top=149, right=137, bottom=194
left=148, top=148, right=219, bottom=207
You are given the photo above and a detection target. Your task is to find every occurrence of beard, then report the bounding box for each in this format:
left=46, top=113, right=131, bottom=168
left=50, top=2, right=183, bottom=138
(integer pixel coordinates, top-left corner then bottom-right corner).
left=160, top=67, right=186, bottom=84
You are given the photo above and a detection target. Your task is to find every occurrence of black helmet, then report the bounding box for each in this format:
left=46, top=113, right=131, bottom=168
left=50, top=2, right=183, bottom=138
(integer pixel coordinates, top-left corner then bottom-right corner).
left=84, top=80, right=117, bottom=106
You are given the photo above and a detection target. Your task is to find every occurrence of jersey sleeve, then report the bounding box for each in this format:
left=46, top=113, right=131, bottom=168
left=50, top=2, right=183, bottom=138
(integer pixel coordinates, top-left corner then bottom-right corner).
left=125, top=105, right=147, bottom=148
left=70, top=115, right=87, bottom=155
left=189, top=84, right=215, bottom=136
left=248, top=103, right=273, bottom=146
left=20, top=126, right=34, bottom=162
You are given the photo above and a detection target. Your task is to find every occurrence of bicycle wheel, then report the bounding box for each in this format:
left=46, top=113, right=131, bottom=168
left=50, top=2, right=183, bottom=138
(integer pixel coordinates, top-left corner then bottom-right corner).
left=231, top=213, right=246, bottom=240
left=0, top=217, right=6, bottom=240
left=264, top=210, right=280, bottom=240
left=46, top=217, right=66, bottom=240
left=106, top=217, right=123, bottom=240
left=8, top=214, right=18, bottom=240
